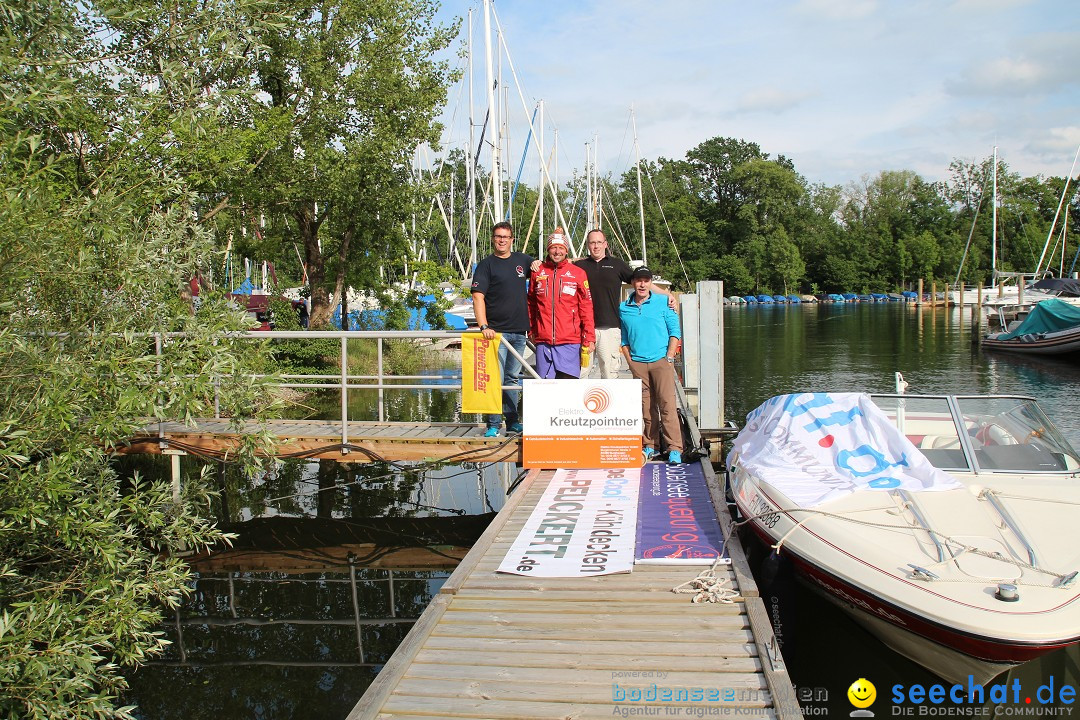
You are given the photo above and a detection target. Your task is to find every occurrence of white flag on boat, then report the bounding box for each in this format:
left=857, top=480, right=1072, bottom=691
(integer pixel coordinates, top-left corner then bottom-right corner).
left=729, top=393, right=961, bottom=507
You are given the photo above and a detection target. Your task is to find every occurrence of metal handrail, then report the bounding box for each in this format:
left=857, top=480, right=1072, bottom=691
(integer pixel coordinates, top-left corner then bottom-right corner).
left=151, top=329, right=539, bottom=453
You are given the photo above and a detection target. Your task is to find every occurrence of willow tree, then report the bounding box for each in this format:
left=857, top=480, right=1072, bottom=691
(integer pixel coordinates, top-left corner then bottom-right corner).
left=0, top=2, right=283, bottom=718
left=236, top=1, right=458, bottom=328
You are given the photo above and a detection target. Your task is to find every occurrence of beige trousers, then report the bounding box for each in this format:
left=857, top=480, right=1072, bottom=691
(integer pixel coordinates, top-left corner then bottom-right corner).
left=591, top=326, right=624, bottom=379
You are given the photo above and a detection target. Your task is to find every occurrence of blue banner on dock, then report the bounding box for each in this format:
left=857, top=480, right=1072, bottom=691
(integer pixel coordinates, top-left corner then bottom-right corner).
left=635, top=462, right=728, bottom=565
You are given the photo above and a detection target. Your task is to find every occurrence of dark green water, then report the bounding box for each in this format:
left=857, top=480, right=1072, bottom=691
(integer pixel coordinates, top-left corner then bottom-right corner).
left=124, top=304, right=1080, bottom=718
left=723, top=302, right=1080, bottom=716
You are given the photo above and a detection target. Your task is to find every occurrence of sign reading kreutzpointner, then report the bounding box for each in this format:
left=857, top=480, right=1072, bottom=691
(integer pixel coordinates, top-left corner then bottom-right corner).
left=496, top=468, right=640, bottom=577
left=521, top=379, right=643, bottom=469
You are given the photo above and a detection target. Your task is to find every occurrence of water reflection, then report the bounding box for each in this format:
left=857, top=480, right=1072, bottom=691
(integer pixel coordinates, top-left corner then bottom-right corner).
left=126, top=568, right=447, bottom=719
left=120, top=442, right=512, bottom=718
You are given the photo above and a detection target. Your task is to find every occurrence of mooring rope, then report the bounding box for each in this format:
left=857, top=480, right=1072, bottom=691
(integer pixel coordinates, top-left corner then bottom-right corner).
left=672, top=559, right=740, bottom=604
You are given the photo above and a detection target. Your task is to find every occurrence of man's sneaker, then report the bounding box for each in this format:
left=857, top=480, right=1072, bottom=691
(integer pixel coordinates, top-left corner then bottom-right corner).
left=506, top=422, right=523, bottom=434
left=483, top=427, right=500, bottom=438
left=668, top=450, right=683, bottom=464
left=642, top=447, right=657, bottom=462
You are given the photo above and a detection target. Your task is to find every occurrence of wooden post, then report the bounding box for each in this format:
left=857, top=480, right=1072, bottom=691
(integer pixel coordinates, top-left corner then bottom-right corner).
left=917, top=279, right=924, bottom=306
left=931, top=281, right=937, bottom=307
left=958, top=283, right=965, bottom=312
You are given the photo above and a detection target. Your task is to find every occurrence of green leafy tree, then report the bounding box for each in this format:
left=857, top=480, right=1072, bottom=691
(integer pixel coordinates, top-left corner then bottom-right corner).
left=0, top=2, right=283, bottom=717
left=235, top=1, right=458, bottom=328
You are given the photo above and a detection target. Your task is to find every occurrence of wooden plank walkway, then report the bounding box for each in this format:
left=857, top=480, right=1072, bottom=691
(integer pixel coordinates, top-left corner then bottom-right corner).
left=347, top=461, right=801, bottom=720
left=120, top=419, right=522, bottom=463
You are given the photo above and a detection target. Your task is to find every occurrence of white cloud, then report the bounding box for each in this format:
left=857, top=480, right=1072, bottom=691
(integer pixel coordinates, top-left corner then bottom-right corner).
left=793, top=0, right=880, bottom=21
left=734, top=87, right=815, bottom=114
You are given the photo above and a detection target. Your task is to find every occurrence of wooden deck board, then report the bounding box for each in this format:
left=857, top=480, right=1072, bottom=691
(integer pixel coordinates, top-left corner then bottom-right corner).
left=347, top=465, right=800, bottom=720
left=122, top=419, right=522, bottom=463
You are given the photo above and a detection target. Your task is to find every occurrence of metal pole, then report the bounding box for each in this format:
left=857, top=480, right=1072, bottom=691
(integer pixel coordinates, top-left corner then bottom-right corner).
left=378, top=338, right=385, bottom=422
left=340, top=336, right=349, bottom=451
left=348, top=561, right=365, bottom=663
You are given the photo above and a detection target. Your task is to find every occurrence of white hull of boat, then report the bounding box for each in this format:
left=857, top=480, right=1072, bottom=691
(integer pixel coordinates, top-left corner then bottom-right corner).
left=728, top=393, right=1080, bottom=685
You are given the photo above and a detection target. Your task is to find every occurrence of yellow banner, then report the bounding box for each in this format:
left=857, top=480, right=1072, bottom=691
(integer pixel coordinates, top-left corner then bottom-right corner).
left=461, top=332, right=502, bottom=414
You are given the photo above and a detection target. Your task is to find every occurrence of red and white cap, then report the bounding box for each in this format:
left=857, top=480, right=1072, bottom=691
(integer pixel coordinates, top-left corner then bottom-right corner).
left=547, top=227, right=568, bottom=249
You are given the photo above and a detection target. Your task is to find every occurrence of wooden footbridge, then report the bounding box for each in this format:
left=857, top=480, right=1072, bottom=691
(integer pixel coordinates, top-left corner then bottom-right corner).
left=347, top=460, right=800, bottom=720
left=125, top=418, right=523, bottom=464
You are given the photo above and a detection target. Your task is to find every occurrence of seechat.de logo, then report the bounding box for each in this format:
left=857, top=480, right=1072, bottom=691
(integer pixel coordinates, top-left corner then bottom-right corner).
left=583, top=386, right=610, bottom=414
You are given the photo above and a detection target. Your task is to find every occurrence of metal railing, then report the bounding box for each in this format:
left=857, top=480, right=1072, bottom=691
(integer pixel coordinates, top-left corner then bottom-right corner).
left=151, top=329, right=538, bottom=450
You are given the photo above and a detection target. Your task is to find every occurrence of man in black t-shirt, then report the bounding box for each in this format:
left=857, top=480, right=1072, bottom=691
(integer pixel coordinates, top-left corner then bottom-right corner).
left=470, top=221, right=533, bottom=437
left=574, top=229, right=675, bottom=378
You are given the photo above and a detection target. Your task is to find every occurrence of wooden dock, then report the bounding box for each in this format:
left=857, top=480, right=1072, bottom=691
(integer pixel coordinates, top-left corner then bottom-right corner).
left=121, top=419, right=522, bottom=463
left=348, top=461, right=800, bottom=720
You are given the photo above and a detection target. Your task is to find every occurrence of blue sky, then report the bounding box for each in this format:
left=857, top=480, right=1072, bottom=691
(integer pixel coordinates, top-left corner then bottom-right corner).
left=431, top=0, right=1080, bottom=188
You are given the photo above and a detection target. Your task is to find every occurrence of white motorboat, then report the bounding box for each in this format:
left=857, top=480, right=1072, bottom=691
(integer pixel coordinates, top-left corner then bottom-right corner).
left=726, top=389, right=1080, bottom=684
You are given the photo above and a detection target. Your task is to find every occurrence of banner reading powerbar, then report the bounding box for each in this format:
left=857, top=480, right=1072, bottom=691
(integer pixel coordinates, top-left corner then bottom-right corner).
left=522, top=379, right=642, bottom=468
left=497, top=468, right=640, bottom=577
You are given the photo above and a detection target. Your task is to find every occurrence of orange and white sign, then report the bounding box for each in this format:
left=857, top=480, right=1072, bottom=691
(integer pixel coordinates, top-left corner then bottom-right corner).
left=522, top=379, right=642, bottom=468
left=460, top=332, right=502, bottom=414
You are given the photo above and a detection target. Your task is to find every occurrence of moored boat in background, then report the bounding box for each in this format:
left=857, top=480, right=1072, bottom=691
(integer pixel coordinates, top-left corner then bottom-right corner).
left=982, top=298, right=1080, bottom=357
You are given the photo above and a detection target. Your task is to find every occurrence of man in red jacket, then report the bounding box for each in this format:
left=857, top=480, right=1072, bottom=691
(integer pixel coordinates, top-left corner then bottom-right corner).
left=528, top=228, right=595, bottom=378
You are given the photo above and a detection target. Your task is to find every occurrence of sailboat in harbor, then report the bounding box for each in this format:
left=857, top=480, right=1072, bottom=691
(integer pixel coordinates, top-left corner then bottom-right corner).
left=952, top=145, right=1080, bottom=308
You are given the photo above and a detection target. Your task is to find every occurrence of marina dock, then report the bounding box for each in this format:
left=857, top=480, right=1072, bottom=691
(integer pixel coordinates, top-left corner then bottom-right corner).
left=123, top=419, right=522, bottom=463
left=348, top=461, right=800, bottom=720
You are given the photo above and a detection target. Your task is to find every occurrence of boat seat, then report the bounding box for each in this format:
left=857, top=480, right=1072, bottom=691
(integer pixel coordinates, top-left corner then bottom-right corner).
left=919, top=435, right=961, bottom=450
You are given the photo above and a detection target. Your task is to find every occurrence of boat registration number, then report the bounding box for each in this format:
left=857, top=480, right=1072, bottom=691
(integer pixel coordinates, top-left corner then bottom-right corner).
left=746, top=491, right=781, bottom=529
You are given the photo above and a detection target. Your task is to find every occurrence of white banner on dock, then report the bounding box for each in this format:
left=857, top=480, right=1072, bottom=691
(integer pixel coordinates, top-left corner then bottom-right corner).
left=497, top=468, right=640, bottom=577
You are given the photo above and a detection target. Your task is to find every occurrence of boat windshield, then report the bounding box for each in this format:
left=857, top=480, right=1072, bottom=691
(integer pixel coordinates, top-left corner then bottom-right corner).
left=871, top=395, right=1080, bottom=473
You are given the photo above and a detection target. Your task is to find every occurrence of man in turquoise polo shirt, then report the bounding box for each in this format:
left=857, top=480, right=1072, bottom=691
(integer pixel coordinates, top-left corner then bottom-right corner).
left=619, top=266, right=683, bottom=464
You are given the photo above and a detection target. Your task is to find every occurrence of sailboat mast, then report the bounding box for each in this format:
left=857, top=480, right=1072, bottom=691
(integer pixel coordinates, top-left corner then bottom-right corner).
left=632, top=108, right=646, bottom=265
left=467, top=8, right=477, bottom=272
left=991, top=145, right=998, bottom=285
left=539, top=99, right=544, bottom=242
left=483, top=0, right=502, bottom=223
left=1034, top=142, right=1080, bottom=280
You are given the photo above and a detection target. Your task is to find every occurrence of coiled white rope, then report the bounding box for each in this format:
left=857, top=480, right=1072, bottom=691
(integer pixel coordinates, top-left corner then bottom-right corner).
left=672, top=559, right=740, bottom=603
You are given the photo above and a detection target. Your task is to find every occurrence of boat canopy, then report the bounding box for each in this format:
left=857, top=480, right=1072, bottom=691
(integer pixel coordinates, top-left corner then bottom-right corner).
left=730, top=393, right=1080, bottom=508
left=729, top=393, right=961, bottom=507
left=998, top=298, right=1080, bottom=340
left=1031, top=277, right=1080, bottom=297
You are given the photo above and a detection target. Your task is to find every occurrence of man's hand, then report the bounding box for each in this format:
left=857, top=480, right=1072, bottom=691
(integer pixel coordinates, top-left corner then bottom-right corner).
left=667, top=294, right=678, bottom=310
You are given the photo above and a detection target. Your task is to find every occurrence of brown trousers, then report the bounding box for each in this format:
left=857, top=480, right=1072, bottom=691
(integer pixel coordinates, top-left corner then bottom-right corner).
left=626, top=357, right=683, bottom=453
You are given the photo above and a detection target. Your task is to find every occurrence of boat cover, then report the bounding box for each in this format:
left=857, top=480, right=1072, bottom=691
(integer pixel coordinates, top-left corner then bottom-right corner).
left=998, top=298, right=1080, bottom=340
left=729, top=393, right=961, bottom=507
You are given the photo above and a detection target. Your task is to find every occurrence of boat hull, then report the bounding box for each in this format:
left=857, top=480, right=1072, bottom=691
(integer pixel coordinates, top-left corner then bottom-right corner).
left=981, top=329, right=1080, bottom=356
left=738, top=511, right=1075, bottom=685
left=734, top=487, right=1080, bottom=685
